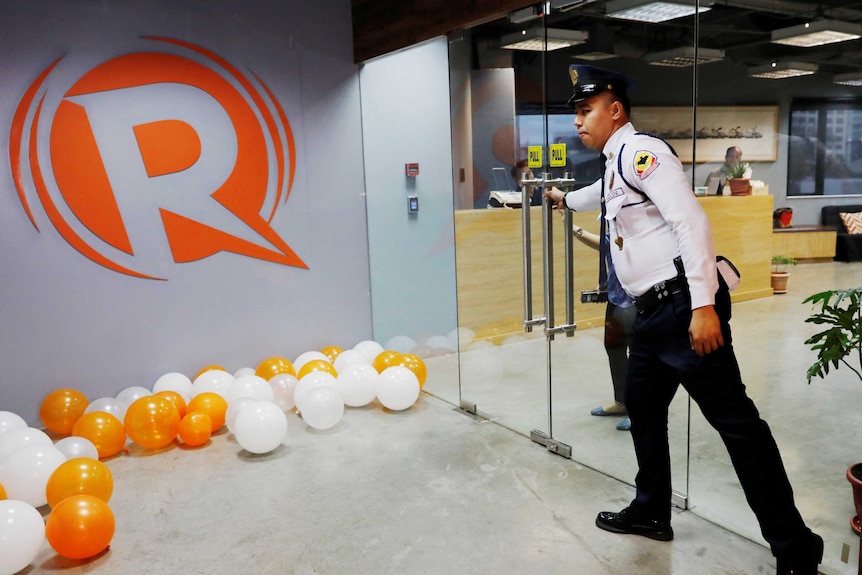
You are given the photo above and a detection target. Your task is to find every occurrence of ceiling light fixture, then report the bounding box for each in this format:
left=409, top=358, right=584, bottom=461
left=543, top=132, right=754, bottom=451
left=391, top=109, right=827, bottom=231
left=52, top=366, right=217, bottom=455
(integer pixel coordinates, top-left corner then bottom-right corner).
left=834, top=71, right=862, bottom=86
left=499, top=28, right=588, bottom=51
left=575, top=51, right=618, bottom=61
left=606, top=0, right=711, bottom=23
left=749, top=61, right=818, bottom=79
left=771, top=20, right=862, bottom=47
left=646, top=46, right=724, bottom=67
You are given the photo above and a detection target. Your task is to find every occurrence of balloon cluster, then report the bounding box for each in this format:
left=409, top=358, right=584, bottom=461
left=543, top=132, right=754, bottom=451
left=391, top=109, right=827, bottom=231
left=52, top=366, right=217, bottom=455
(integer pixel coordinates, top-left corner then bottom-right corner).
left=0, top=339, right=426, bottom=574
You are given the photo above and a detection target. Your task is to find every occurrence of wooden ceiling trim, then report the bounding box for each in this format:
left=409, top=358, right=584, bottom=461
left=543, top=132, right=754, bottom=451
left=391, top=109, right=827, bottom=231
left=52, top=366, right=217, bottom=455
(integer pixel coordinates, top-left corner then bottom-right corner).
left=352, top=0, right=533, bottom=63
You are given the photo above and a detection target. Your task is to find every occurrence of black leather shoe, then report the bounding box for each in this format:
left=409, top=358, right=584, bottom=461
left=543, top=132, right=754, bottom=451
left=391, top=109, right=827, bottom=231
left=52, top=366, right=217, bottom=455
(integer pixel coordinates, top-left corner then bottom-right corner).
left=595, top=507, right=674, bottom=541
left=776, top=533, right=823, bottom=575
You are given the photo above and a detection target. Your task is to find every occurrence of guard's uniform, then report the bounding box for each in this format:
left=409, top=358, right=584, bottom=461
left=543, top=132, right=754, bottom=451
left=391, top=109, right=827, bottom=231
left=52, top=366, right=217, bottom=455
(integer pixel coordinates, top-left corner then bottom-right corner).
left=566, top=124, right=814, bottom=558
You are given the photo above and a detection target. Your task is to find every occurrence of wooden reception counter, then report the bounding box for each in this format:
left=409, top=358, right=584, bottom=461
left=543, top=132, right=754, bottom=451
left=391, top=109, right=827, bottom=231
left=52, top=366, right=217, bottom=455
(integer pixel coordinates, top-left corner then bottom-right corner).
left=454, top=194, right=774, bottom=343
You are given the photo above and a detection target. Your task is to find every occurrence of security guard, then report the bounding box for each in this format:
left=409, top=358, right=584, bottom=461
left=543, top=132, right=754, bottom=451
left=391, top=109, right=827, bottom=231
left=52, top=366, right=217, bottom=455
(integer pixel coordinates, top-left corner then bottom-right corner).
left=544, top=64, right=822, bottom=575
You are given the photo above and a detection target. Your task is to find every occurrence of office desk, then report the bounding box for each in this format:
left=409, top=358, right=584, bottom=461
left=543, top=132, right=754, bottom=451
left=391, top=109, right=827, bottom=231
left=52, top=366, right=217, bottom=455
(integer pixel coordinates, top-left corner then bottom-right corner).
left=454, top=194, right=774, bottom=343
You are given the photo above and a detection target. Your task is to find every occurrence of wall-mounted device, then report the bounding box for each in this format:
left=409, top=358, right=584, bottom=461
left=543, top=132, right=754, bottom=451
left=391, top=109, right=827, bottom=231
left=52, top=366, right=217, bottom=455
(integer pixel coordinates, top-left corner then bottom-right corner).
left=405, top=163, right=419, bottom=177
left=407, top=195, right=419, bottom=214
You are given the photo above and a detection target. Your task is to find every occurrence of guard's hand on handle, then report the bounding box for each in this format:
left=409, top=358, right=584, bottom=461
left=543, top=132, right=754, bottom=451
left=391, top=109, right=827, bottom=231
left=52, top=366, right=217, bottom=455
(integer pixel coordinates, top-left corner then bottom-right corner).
left=543, top=187, right=566, bottom=213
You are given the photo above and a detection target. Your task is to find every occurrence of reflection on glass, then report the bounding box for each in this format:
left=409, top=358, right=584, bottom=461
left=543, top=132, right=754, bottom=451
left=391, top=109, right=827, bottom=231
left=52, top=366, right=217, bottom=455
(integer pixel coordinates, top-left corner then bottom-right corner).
left=789, top=104, right=862, bottom=196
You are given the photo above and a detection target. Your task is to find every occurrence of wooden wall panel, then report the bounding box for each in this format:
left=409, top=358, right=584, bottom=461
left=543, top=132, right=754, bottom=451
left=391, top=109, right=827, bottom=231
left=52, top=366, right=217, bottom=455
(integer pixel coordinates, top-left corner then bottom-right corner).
left=352, top=0, right=533, bottom=62
left=455, top=195, right=774, bottom=343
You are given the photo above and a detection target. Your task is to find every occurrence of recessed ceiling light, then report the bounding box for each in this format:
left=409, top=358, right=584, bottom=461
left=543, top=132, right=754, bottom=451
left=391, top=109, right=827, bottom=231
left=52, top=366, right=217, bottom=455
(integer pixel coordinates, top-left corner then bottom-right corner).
left=834, top=71, right=862, bottom=86
left=771, top=20, right=862, bottom=47
left=646, top=47, right=724, bottom=67
left=499, top=28, right=588, bottom=51
left=749, top=61, right=818, bottom=79
left=606, top=0, right=711, bottom=23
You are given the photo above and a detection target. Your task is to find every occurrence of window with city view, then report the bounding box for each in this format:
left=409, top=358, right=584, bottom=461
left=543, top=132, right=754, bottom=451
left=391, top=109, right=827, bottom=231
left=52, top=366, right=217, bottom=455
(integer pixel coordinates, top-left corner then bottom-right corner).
left=788, top=100, right=862, bottom=196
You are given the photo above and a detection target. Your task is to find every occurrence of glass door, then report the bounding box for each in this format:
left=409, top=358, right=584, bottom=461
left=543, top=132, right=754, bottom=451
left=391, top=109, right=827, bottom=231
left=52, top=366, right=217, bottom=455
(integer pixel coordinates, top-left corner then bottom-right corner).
left=449, top=14, right=554, bottom=441
left=537, top=4, right=697, bottom=509
left=450, top=2, right=697, bottom=506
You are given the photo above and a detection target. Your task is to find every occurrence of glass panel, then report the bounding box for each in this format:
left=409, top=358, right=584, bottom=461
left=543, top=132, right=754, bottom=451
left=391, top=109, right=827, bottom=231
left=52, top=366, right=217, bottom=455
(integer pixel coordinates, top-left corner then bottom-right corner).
left=788, top=109, right=819, bottom=196
left=361, top=38, right=460, bottom=406
left=825, top=109, right=862, bottom=195
left=449, top=15, right=551, bottom=438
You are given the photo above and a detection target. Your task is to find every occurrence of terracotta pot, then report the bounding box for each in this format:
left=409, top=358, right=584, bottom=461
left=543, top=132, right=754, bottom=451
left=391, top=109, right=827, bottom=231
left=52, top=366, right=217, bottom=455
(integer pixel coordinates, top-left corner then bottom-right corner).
left=847, top=463, right=862, bottom=535
left=729, top=178, right=751, bottom=195
left=771, top=271, right=789, bottom=294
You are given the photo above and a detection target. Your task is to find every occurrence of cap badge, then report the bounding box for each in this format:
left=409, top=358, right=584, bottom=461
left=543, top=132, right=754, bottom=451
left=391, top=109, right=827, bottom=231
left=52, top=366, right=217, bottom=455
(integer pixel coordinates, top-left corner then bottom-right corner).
left=569, top=68, right=579, bottom=87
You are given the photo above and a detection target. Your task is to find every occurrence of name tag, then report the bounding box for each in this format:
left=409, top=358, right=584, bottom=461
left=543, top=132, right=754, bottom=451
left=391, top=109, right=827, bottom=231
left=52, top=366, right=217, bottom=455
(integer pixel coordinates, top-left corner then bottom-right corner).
left=605, top=187, right=626, bottom=219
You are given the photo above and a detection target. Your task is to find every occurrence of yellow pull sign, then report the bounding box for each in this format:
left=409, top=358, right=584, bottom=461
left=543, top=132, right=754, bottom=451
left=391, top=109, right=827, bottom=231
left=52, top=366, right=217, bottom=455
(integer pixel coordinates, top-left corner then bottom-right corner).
left=550, top=143, right=567, bottom=167
left=527, top=146, right=542, bottom=169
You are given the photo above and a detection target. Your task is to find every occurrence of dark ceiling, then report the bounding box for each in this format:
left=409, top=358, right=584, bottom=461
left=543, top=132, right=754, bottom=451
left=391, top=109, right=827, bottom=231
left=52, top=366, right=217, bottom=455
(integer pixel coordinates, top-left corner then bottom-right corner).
left=468, top=0, right=862, bottom=75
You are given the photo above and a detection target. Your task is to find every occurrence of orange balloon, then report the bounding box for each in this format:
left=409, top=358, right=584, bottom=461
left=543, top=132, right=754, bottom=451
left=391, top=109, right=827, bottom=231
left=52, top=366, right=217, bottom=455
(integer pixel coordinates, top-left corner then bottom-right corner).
left=396, top=353, right=428, bottom=388
left=178, top=411, right=212, bottom=447
left=0, top=482, right=6, bottom=500
left=71, top=412, right=125, bottom=459
left=372, top=350, right=403, bottom=374
left=194, top=364, right=227, bottom=380
left=156, top=390, right=187, bottom=419
left=46, top=495, right=115, bottom=559
left=255, top=356, right=296, bottom=380
left=297, top=358, right=337, bottom=380
left=40, top=388, right=89, bottom=435
left=124, top=396, right=180, bottom=450
left=320, top=345, right=344, bottom=363
left=46, top=457, right=113, bottom=508
left=186, top=392, right=228, bottom=432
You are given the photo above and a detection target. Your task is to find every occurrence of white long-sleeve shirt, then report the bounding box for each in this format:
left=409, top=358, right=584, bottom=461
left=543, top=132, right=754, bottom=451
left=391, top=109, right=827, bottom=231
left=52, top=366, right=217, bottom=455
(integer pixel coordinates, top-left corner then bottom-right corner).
left=565, top=122, right=718, bottom=309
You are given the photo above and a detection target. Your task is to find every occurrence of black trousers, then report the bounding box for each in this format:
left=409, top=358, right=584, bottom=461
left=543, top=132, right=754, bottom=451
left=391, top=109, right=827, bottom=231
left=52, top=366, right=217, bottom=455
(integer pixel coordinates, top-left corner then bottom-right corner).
left=625, top=283, right=811, bottom=557
left=605, top=301, right=636, bottom=406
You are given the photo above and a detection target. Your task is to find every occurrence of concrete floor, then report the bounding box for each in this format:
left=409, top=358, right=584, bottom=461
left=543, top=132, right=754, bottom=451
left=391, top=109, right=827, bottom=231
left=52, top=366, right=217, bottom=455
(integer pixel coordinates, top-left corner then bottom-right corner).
left=23, top=261, right=862, bottom=574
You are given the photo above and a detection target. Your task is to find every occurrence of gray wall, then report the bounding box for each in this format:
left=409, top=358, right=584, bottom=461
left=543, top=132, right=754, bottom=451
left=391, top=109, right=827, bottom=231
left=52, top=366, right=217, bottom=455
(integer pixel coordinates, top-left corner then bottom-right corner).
left=0, top=0, right=372, bottom=424
left=360, top=39, right=459, bottom=347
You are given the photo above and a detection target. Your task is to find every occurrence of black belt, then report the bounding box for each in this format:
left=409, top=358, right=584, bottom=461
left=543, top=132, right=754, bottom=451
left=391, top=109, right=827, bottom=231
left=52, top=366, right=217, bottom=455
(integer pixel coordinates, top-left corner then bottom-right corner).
left=632, top=276, right=688, bottom=315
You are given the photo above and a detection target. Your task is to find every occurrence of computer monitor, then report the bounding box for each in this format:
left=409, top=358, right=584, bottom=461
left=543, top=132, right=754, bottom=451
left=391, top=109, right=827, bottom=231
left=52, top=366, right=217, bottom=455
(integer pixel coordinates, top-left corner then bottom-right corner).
left=707, top=177, right=721, bottom=196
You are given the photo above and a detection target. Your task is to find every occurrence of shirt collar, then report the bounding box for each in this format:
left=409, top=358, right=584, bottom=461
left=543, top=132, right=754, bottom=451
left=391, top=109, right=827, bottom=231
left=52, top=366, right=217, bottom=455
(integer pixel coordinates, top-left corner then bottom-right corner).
left=602, top=122, right=635, bottom=161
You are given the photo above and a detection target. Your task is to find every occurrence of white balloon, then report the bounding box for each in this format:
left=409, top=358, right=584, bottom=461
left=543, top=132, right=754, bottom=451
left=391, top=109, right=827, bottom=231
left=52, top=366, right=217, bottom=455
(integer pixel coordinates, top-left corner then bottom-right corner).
left=377, top=366, right=421, bottom=411
left=152, top=372, right=193, bottom=400
left=293, top=351, right=330, bottom=373
left=0, top=444, right=66, bottom=507
left=353, top=340, right=385, bottom=363
left=334, top=363, right=379, bottom=407
left=0, top=411, right=27, bottom=438
left=233, top=367, right=256, bottom=379
left=294, top=371, right=337, bottom=413
left=0, top=427, right=52, bottom=464
left=192, top=369, right=235, bottom=400
left=0, top=500, right=45, bottom=575
left=448, top=326, right=475, bottom=350
left=54, top=436, right=99, bottom=460
left=333, top=349, right=369, bottom=372
left=384, top=335, right=417, bottom=354
left=229, top=375, right=274, bottom=404
left=225, top=397, right=258, bottom=436
left=234, top=402, right=288, bottom=454
left=300, top=386, right=344, bottom=430
left=85, top=397, right=128, bottom=423
left=424, top=335, right=454, bottom=352
left=269, top=374, right=299, bottom=412
left=116, top=385, right=151, bottom=407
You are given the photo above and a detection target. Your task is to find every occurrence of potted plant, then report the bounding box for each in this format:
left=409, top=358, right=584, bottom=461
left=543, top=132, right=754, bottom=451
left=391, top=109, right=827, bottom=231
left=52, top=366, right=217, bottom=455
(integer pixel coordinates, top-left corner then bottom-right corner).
left=727, top=161, right=752, bottom=195
left=803, top=288, right=862, bottom=535
left=771, top=255, right=797, bottom=294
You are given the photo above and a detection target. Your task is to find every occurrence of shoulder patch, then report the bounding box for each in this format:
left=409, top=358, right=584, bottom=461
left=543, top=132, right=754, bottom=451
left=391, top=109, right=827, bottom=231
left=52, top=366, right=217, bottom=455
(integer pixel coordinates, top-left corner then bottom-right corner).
left=633, top=150, right=659, bottom=179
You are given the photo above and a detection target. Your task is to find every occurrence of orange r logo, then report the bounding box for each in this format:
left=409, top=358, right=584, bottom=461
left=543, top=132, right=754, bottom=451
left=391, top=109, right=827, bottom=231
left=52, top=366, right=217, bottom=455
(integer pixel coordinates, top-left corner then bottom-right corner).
left=10, top=37, right=306, bottom=280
